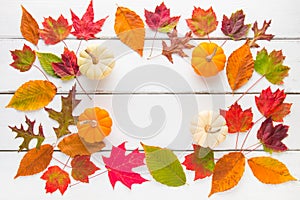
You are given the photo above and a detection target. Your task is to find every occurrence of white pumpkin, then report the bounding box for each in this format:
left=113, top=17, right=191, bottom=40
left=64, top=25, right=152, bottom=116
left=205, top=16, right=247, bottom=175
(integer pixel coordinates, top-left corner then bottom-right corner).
left=78, top=44, right=115, bottom=80
left=190, top=110, right=228, bottom=149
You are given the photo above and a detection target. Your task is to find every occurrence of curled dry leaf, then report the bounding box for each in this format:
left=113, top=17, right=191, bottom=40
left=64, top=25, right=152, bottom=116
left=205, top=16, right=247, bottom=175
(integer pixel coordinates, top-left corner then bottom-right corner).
left=250, top=20, right=274, bottom=48
left=10, top=44, right=36, bottom=72
left=20, top=6, right=39, bottom=46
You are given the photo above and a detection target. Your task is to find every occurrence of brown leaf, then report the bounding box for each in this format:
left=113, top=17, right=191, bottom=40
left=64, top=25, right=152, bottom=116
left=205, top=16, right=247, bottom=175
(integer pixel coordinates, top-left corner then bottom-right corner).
left=20, top=6, right=39, bottom=46
left=58, top=134, right=105, bottom=157
left=226, top=42, right=254, bottom=91
left=15, top=144, right=53, bottom=178
left=209, top=152, right=245, bottom=197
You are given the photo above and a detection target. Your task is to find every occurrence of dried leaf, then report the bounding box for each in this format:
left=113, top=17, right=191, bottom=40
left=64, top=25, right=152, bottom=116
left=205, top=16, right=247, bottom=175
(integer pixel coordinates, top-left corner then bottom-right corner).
left=71, top=155, right=99, bottom=183
left=209, top=152, right=245, bottom=197
left=20, top=6, right=39, bottom=46
left=58, top=134, right=105, bottom=157
left=221, top=10, right=251, bottom=40
left=71, top=0, right=108, bottom=40
left=182, top=145, right=214, bottom=180
left=41, top=166, right=70, bottom=195
left=9, top=116, right=45, bottom=151
left=102, top=142, right=148, bottom=189
left=248, top=157, right=296, bottom=184
left=10, top=44, right=36, bottom=72
left=114, top=6, right=145, bottom=56
left=15, top=144, right=53, bottom=178
left=250, top=20, right=274, bottom=48
left=226, top=42, right=254, bottom=91
left=6, top=80, right=57, bottom=111
left=36, top=52, right=61, bottom=78
left=162, top=28, right=194, bottom=63
left=255, top=87, right=292, bottom=122
left=186, top=7, right=218, bottom=37
left=45, top=85, right=81, bottom=139
left=255, top=48, right=290, bottom=84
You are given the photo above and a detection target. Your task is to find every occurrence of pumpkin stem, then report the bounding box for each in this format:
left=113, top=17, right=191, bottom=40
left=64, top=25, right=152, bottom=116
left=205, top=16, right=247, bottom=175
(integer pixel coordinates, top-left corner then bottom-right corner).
left=204, top=125, right=221, bottom=134
left=79, top=120, right=98, bottom=128
left=206, top=47, right=218, bottom=62
left=85, top=49, right=99, bottom=64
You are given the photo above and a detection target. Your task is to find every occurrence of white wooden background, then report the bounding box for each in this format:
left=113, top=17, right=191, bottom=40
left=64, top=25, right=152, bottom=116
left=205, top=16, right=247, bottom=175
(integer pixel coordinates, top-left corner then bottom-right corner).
left=1, top=0, right=300, bottom=199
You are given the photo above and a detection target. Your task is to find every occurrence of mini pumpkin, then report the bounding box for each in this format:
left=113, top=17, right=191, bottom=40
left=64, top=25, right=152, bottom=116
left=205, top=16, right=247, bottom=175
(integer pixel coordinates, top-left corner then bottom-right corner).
left=78, top=44, right=115, bottom=80
left=190, top=110, right=228, bottom=149
left=77, top=107, right=112, bottom=143
left=191, top=42, right=226, bottom=77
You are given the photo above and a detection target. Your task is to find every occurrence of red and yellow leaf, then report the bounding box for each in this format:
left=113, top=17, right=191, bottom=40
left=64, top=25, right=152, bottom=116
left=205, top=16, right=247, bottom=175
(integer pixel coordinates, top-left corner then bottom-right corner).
left=20, top=6, right=39, bottom=46
left=10, top=44, right=36, bottom=72
left=71, top=155, right=100, bottom=183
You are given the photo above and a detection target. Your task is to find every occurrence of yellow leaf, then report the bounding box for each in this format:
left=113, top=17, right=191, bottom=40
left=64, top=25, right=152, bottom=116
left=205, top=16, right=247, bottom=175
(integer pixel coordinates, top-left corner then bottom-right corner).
left=248, top=157, right=296, bottom=184
left=15, top=144, right=53, bottom=178
left=21, top=6, right=39, bottom=46
left=6, top=80, right=57, bottom=111
left=209, top=152, right=245, bottom=197
left=226, top=42, right=254, bottom=91
left=114, top=6, right=145, bottom=56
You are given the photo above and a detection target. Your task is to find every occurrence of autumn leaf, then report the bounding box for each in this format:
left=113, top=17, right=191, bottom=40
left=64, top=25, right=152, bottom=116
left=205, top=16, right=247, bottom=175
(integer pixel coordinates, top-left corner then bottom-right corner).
left=15, top=144, right=53, bottom=178
left=182, top=145, right=214, bottom=180
left=58, top=134, right=105, bottom=157
left=162, top=28, right=194, bottom=63
left=248, top=157, right=296, bottom=184
left=36, top=52, right=61, bottom=78
left=20, top=6, right=39, bottom=46
left=52, top=48, right=79, bottom=80
left=221, top=10, right=251, bottom=40
left=257, top=118, right=288, bottom=153
left=10, top=44, right=36, bottom=72
left=142, top=143, right=186, bottom=187
left=145, top=2, right=180, bottom=33
left=39, top=15, right=72, bottom=45
left=186, top=7, right=218, bottom=37
left=9, top=116, right=45, bottom=151
left=71, top=0, right=108, bottom=40
left=41, top=166, right=70, bottom=195
left=250, top=20, right=274, bottom=48
left=6, top=80, right=57, bottom=111
left=45, top=85, right=81, bottom=139
left=254, top=48, right=290, bottom=84
left=225, top=103, right=253, bottom=133
left=102, top=142, right=148, bottom=189
left=209, top=152, right=245, bottom=197
left=114, top=6, right=145, bottom=56
left=255, top=87, right=292, bottom=122
left=226, top=42, right=254, bottom=91
left=71, top=155, right=99, bottom=183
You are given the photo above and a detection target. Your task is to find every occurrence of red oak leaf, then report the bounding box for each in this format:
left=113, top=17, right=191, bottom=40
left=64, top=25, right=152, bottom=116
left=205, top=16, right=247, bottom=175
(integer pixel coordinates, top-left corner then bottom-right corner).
left=221, top=10, right=251, bottom=40
left=40, top=166, right=70, bottom=195
left=10, top=44, right=36, bottom=72
left=52, top=48, right=79, bottom=80
left=186, top=7, right=218, bottom=37
left=71, top=155, right=100, bottom=183
left=225, top=103, right=253, bottom=133
left=255, top=87, right=292, bottom=122
left=145, top=2, right=180, bottom=33
left=257, top=117, right=288, bottom=153
left=39, top=15, right=72, bottom=45
left=71, top=0, right=108, bottom=40
left=102, top=142, right=148, bottom=189
left=182, top=145, right=214, bottom=180
left=250, top=20, right=274, bottom=48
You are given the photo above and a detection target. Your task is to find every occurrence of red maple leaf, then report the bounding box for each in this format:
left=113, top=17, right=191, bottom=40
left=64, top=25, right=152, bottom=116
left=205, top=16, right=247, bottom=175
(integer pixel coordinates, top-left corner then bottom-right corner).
left=102, top=142, right=148, bottom=189
left=39, top=15, right=71, bottom=45
left=182, top=145, right=214, bottom=180
left=225, top=103, right=253, bottom=133
left=257, top=117, right=288, bottom=153
left=40, top=166, right=70, bottom=195
left=71, top=0, right=108, bottom=40
left=144, top=2, right=180, bottom=33
left=71, top=155, right=100, bottom=183
left=52, top=48, right=79, bottom=80
left=10, top=44, right=36, bottom=72
left=255, top=87, right=292, bottom=122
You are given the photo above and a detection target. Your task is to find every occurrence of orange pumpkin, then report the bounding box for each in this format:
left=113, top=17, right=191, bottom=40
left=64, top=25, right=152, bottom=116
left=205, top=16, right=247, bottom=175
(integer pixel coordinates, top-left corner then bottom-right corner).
left=191, top=42, right=226, bottom=77
left=77, top=107, right=112, bottom=143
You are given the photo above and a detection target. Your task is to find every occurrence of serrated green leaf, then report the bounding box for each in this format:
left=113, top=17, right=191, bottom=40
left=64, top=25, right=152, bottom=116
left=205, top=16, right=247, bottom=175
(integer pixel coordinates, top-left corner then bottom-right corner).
left=36, top=52, right=61, bottom=78
left=141, top=143, right=186, bottom=187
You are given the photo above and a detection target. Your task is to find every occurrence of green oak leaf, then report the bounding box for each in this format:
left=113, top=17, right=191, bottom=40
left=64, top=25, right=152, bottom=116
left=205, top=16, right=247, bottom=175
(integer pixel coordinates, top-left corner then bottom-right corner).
left=36, top=52, right=61, bottom=78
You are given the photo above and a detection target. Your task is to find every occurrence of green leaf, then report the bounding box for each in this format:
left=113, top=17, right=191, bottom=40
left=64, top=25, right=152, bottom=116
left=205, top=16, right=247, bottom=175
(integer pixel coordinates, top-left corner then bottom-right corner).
left=36, top=52, right=61, bottom=78
left=254, top=48, right=290, bottom=84
left=141, top=143, right=186, bottom=187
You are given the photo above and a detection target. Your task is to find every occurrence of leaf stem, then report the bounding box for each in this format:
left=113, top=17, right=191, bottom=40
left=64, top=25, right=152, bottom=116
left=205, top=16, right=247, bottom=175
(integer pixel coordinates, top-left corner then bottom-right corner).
left=52, top=156, right=71, bottom=168
left=33, top=64, right=49, bottom=81
left=240, top=116, right=264, bottom=150
left=207, top=33, right=211, bottom=43
left=69, top=170, right=108, bottom=188
left=62, top=40, right=68, bottom=49
left=147, top=54, right=162, bottom=60
left=243, top=142, right=261, bottom=151
left=63, top=156, right=71, bottom=170
left=148, top=30, right=158, bottom=58
left=76, top=40, right=83, bottom=55
left=244, top=144, right=262, bottom=155
left=220, top=40, right=228, bottom=48
left=75, top=77, right=92, bottom=100
left=235, top=132, right=240, bottom=149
